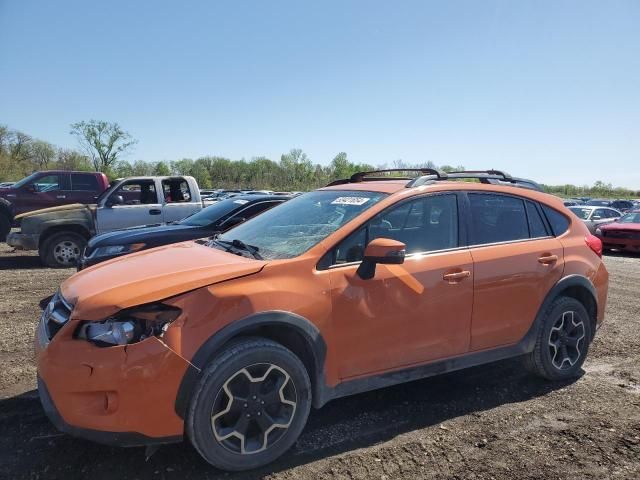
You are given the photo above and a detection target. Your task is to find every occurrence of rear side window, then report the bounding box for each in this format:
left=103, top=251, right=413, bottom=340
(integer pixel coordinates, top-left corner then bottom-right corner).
left=541, top=205, right=570, bottom=236
left=468, top=194, right=529, bottom=245
left=71, top=173, right=99, bottom=191
left=526, top=201, right=549, bottom=238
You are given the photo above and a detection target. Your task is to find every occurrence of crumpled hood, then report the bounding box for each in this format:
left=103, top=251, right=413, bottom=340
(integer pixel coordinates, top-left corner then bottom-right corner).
left=15, top=203, right=94, bottom=220
left=62, top=241, right=266, bottom=320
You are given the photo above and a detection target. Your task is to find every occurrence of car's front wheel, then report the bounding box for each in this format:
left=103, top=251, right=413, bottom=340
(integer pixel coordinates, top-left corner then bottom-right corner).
left=187, top=338, right=311, bottom=471
left=526, top=296, right=592, bottom=380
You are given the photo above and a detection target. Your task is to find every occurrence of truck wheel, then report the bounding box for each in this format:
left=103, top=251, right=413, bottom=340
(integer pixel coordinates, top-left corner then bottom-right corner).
left=187, top=338, right=311, bottom=471
left=0, top=214, right=10, bottom=242
left=40, top=232, right=87, bottom=268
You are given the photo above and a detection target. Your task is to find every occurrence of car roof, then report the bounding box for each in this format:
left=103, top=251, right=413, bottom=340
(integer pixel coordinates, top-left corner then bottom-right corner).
left=320, top=179, right=572, bottom=211
left=226, top=194, right=292, bottom=202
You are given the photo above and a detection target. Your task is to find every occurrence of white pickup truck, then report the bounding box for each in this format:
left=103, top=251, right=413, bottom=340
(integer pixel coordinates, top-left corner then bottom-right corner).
left=7, top=176, right=205, bottom=267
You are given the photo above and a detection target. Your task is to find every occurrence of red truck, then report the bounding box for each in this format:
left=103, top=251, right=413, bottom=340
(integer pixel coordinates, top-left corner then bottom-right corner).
left=0, top=171, right=109, bottom=242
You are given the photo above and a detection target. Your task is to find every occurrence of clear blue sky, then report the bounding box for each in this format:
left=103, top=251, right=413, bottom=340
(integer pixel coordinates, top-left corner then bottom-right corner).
left=1, top=1, right=639, bottom=187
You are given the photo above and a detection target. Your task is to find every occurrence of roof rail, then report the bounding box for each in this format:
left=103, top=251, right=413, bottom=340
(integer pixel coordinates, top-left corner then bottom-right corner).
left=326, top=168, right=447, bottom=187
left=406, top=169, right=542, bottom=192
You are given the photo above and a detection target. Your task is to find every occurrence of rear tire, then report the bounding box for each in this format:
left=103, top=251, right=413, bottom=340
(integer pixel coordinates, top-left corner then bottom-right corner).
left=0, top=214, right=10, bottom=243
left=187, top=338, right=311, bottom=471
left=525, top=296, right=592, bottom=380
left=40, top=232, right=87, bottom=268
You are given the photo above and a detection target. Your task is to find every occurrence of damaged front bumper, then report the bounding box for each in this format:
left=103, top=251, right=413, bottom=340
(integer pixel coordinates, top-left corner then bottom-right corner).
left=7, top=231, right=39, bottom=250
left=35, top=315, right=190, bottom=446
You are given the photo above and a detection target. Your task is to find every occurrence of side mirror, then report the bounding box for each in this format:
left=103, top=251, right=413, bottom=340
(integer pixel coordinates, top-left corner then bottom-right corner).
left=356, top=238, right=406, bottom=280
left=106, top=195, right=124, bottom=207
left=25, top=184, right=37, bottom=193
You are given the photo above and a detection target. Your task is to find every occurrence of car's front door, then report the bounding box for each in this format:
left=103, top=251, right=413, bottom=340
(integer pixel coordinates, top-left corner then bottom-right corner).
left=96, top=179, right=163, bottom=233
left=326, top=193, right=474, bottom=379
left=466, top=193, right=564, bottom=351
left=14, top=173, right=72, bottom=215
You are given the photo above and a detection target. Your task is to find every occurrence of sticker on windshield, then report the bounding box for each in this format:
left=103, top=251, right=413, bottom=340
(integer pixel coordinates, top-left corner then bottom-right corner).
left=233, top=199, right=249, bottom=205
left=331, top=196, right=370, bottom=206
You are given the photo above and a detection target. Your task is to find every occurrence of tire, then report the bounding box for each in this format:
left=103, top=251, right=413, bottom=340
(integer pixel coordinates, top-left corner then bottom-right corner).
left=187, top=338, right=311, bottom=471
left=0, top=214, right=10, bottom=243
left=525, top=296, right=592, bottom=380
left=40, top=232, right=87, bottom=268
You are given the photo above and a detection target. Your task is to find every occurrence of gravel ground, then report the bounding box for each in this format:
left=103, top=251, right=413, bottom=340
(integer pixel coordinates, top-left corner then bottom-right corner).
left=0, top=243, right=638, bottom=480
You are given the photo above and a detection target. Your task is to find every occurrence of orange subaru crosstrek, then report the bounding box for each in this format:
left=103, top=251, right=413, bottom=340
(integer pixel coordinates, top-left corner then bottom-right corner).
left=36, top=169, right=608, bottom=471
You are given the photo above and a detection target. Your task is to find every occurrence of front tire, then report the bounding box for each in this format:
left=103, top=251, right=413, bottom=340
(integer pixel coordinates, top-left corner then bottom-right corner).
left=40, top=232, right=87, bottom=268
left=187, top=338, right=311, bottom=471
left=526, top=296, right=592, bottom=380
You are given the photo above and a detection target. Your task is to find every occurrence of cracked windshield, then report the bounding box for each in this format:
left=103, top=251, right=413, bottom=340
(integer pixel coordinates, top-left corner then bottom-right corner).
left=215, top=190, right=387, bottom=259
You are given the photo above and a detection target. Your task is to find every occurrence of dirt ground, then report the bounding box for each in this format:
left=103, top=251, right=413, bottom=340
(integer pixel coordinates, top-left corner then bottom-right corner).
left=0, top=243, right=638, bottom=480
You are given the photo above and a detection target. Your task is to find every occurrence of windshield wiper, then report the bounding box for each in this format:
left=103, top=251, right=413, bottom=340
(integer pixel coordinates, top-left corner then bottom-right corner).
left=209, top=237, right=263, bottom=260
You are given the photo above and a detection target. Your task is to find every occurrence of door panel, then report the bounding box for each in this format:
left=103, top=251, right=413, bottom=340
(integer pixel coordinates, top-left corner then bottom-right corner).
left=469, top=237, right=564, bottom=351
left=330, top=249, right=474, bottom=379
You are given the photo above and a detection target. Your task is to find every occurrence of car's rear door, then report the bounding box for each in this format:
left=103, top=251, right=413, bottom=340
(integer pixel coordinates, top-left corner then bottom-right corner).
left=326, top=193, right=474, bottom=379
left=68, top=173, right=102, bottom=204
left=162, top=178, right=202, bottom=223
left=466, top=193, right=564, bottom=351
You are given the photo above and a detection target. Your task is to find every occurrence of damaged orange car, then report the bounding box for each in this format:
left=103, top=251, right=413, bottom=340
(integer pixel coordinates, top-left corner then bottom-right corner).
left=36, top=169, right=609, bottom=471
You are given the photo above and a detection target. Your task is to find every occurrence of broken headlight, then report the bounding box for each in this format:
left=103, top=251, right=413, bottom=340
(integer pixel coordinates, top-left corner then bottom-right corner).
left=75, top=303, right=181, bottom=347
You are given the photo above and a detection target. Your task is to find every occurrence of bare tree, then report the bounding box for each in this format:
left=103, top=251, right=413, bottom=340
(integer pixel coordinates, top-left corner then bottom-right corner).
left=31, top=140, right=56, bottom=169
left=70, top=120, right=137, bottom=172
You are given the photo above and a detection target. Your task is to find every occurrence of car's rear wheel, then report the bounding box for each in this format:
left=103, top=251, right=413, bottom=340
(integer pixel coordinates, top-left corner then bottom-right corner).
left=187, top=338, right=311, bottom=471
left=40, top=232, right=86, bottom=268
left=526, top=296, right=592, bottom=380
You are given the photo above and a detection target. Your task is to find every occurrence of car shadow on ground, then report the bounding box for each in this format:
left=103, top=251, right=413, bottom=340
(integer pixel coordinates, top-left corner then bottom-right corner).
left=0, top=358, right=581, bottom=480
left=0, top=252, right=45, bottom=270
left=603, top=250, right=640, bottom=259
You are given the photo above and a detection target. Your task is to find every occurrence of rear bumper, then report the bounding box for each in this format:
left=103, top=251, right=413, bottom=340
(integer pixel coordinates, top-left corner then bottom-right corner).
left=6, top=232, right=39, bottom=250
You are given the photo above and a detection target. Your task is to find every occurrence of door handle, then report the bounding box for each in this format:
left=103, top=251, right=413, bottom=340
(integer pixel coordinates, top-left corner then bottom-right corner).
left=56, top=195, right=66, bottom=199
left=149, top=209, right=162, bottom=215
left=443, top=270, right=471, bottom=283
left=538, top=254, right=558, bottom=265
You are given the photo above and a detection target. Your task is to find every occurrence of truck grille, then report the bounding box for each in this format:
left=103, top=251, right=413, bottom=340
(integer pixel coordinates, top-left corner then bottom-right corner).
left=39, top=291, right=73, bottom=342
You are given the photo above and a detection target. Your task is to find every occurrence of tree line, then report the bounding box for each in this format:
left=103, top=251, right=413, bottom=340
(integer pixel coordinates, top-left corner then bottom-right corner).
left=0, top=122, right=637, bottom=197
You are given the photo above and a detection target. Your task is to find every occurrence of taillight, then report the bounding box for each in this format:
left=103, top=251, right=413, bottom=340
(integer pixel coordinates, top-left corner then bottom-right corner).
left=585, top=234, right=603, bottom=258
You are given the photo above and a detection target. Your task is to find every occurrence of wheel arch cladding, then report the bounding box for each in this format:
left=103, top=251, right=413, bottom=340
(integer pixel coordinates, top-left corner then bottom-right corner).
left=538, top=275, right=598, bottom=342
left=40, top=224, right=91, bottom=246
left=174, top=311, right=327, bottom=418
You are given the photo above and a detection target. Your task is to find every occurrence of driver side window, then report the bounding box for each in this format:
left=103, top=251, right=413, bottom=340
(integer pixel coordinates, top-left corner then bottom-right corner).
left=332, top=194, right=459, bottom=265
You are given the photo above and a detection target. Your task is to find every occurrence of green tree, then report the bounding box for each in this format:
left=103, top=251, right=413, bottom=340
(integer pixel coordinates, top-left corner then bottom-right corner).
left=70, top=120, right=137, bottom=172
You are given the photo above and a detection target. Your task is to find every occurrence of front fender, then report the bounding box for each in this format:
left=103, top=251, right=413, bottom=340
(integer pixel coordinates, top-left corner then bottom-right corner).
left=172, top=311, right=327, bottom=418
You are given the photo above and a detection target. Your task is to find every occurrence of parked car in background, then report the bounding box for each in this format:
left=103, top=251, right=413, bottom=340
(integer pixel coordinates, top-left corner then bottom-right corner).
left=586, top=199, right=611, bottom=207
left=78, top=194, right=290, bottom=269
left=563, top=200, right=580, bottom=207
left=0, top=171, right=109, bottom=242
left=35, top=169, right=608, bottom=471
left=7, top=176, right=204, bottom=267
left=595, top=210, right=640, bottom=253
left=609, top=200, right=635, bottom=213
left=568, top=205, right=622, bottom=233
